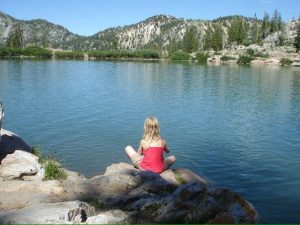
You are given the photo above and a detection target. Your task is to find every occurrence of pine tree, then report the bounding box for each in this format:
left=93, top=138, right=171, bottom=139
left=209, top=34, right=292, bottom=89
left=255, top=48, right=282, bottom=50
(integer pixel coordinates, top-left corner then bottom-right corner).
left=211, top=23, right=223, bottom=51
left=204, top=25, right=213, bottom=50
left=228, top=18, right=246, bottom=45
left=183, top=26, right=199, bottom=53
left=251, top=14, right=261, bottom=44
left=6, top=23, right=24, bottom=48
left=294, top=19, right=300, bottom=52
left=262, top=12, right=270, bottom=39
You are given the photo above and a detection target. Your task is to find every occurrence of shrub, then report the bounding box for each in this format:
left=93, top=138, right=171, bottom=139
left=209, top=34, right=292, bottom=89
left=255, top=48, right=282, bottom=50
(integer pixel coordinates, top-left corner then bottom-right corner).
left=246, top=48, right=255, bottom=56
left=237, top=55, right=255, bottom=64
left=220, top=55, right=236, bottom=61
left=31, top=146, right=67, bottom=180
left=88, top=50, right=160, bottom=59
left=170, top=50, right=190, bottom=61
left=55, top=51, right=84, bottom=59
left=22, top=46, right=52, bottom=57
left=32, top=146, right=42, bottom=159
left=43, top=159, right=67, bottom=180
left=195, top=52, right=209, bottom=64
left=254, top=52, right=269, bottom=58
left=280, top=58, right=293, bottom=66
left=0, top=47, right=52, bottom=58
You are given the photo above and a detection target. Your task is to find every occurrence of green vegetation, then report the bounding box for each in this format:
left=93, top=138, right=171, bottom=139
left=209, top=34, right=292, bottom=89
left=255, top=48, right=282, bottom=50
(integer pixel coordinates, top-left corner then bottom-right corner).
left=0, top=46, right=52, bottom=58
left=43, top=159, right=67, bottom=180
left=54, top=51, right=85, bottom=59
left=174, top=171, right=187, bottom=184
left=195, top=51, right=209, bottom=64
left=170, top=50, right=190, bottom=61
left=280, top=58, right=293, bottom=66
left=246, top=48, right=255, bottom=56
left=204, top=23, right=223, bottom=52
left=7, top=23, right=24, bottom=48
left=237, top=55, right=255, bottom=64
left=183, top=26, right=199, bottom=53
left=32, top=145, right=42, bottom=159
left=220, top=55, right=236, bottom=61
left=31, top=146, right=67, bottom=180
left=228, top=18, right=247, bottom=45
left=88, top=50, right=160, bottom=59
left=254, top=51, right=269, bottom=58
left=294, top=19, right=300, bottom=52
left=86, top=199, right=106, bottom=210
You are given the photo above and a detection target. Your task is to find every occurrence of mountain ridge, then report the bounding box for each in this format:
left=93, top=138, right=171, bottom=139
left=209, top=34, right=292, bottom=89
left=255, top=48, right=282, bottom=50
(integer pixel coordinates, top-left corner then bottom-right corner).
left=0, top=10, right=298, bottom=51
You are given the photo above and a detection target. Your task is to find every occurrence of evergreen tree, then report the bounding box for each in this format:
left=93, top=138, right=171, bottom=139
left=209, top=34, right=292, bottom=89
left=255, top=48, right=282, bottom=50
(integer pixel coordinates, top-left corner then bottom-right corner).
left=211, top=23, right=223, bottom=51
left=294, top=19, right=300, bottom=52
left=204, top=25, right=213, bottom=50
left=271, top=9, right=283, bottom=32
left=183, top=26, right=199, bottom=53
left=6, top=23, right=24, bottom=48
left=228, top=18, right=246, bottom=45
left=42, top=31, right=49, bottom=48
left=251, top=14, right=261, bottom=44
left=262, top=12, right=270, bottom=39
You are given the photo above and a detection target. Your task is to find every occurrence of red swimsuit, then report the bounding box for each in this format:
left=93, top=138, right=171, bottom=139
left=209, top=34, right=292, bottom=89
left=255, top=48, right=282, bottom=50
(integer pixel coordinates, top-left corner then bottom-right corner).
left=139, top=146, right=165, bottom=173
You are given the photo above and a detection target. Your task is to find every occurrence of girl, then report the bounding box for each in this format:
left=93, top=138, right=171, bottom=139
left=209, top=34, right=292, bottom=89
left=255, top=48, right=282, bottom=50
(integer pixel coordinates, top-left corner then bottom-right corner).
left=125, top=116, right=176, bottom=173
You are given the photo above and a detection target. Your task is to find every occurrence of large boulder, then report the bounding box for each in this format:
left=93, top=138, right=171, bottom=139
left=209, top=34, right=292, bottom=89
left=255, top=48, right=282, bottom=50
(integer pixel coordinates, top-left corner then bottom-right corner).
left=0, top=129, right=32, bottom=162
left=0, top=150, right=44, bottom=180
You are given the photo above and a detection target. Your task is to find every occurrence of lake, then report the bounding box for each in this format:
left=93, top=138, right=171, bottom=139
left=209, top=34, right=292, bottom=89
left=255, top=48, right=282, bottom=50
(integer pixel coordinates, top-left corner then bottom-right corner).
left=0, top=59, right=299, bottom=223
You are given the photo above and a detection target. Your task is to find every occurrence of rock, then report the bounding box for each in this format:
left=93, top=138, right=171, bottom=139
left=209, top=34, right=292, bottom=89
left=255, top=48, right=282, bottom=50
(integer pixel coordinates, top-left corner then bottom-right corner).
left=0, top=101, right=3, bottom=143
left=0, top=180, right=64, bottom=210
left=0, top=201, right=95, bottom=224
left=160, top=168, right=207, bottom=186
left=0, top=150, right=44, bottom=180
left=251, top=59, right=265, bottom=65
left=0, top=129, right=32, bottom=162
left=264, top=58, right=281, bottom=66
left=85, top=210, right=129, bottom=224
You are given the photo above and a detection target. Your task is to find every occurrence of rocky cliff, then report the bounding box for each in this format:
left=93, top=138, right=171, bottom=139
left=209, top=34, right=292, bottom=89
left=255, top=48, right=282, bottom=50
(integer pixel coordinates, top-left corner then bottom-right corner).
left=0, top=128, right=258, bottom=224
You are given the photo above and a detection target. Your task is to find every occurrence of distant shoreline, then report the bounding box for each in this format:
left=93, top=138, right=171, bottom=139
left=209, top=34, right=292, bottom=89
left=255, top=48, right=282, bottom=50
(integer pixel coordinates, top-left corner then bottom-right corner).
left=0, top=46, right=299, bottom=67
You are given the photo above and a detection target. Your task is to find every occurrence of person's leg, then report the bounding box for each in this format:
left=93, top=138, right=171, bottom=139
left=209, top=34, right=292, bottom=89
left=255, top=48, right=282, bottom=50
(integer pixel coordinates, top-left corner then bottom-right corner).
left=125, top=145, right=142, bottom=167
left=164, top=155, right=176, bottom=169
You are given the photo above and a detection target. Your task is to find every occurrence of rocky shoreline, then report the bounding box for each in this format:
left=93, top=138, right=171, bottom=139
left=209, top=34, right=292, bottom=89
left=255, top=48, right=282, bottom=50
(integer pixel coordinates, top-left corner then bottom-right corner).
left=0, top=128, right=259, bottom=224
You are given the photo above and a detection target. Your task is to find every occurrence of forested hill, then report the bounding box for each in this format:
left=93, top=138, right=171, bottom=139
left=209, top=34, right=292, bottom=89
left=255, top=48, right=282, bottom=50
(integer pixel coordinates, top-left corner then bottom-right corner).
left=0, top=10, right=299, bottom=52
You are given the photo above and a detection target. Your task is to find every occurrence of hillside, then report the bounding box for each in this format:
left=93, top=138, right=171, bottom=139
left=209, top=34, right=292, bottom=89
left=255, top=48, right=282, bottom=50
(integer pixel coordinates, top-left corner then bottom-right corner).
left=0, top=10, right=299, bottom=52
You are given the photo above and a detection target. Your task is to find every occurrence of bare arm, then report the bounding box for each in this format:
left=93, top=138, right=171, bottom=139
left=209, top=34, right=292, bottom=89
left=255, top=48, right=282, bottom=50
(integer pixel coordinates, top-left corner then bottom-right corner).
left=137, top=140, right=143, bottom=155
left=163, top=140, right=170, bottom=153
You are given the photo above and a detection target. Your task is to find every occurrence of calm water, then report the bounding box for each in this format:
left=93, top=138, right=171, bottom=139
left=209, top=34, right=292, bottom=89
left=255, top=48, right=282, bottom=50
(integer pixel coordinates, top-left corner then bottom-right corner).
left=0, top=60, right=299, bottom=223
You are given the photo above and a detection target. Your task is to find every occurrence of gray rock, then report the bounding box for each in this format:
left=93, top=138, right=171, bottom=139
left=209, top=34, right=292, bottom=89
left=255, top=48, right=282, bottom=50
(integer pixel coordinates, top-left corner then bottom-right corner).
left=85, top=210, right=129, bottom=224
left=0, top=129, right=32, bottom=162
left=0, top=150, right=44, bottom=180
left=0, top=201, right=95, bottom=224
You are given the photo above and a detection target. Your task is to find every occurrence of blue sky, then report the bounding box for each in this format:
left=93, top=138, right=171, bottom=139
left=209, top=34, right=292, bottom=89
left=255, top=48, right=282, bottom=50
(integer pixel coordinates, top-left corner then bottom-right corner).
left=0, top=0, right=299, bottom=36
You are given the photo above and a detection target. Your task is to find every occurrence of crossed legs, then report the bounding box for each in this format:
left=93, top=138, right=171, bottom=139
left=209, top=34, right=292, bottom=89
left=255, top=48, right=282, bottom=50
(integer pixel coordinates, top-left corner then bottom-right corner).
left=125, top=145, right=176, bottom=170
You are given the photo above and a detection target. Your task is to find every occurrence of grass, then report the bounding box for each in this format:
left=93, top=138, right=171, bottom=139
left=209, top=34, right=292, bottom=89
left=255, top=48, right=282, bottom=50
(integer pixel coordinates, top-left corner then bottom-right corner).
left=170, top=50, right=190, bottom=61
left=43, top=158, right=67, bottom=180
left=31, top=146, right=67, bottom=180
left=220, top=55, right=236, bottom=61
left=88, top=49, right=160, bottom=59
left=0, top=46, right=52, bottom=58
left=54, top=50, right=85, bottom=59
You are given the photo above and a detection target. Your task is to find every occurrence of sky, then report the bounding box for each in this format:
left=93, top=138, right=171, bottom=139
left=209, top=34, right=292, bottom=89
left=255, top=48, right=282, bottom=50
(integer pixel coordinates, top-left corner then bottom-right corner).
left=0, top=0, right=299, bottom=36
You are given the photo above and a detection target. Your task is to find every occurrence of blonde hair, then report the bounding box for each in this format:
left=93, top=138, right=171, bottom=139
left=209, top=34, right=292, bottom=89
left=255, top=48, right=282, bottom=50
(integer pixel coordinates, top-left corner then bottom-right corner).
left=143, top=116, right=161, bottom=141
